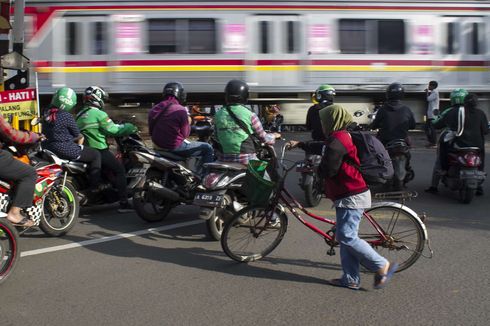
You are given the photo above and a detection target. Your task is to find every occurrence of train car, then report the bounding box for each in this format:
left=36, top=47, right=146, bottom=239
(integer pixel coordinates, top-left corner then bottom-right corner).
left=19, top=0, right=490, bottom=122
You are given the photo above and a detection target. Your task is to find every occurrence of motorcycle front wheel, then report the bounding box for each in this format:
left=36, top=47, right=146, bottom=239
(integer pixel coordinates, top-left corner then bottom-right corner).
left=0, top=217, right=19, bottom=284
left=40, top=181, right=79, bottom=237
left=303, top=173, right=322, bottom=207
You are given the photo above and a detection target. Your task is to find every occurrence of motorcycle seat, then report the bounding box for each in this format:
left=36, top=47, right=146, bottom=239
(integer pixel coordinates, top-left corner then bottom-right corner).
left=204, top=162, right=247, bottom=171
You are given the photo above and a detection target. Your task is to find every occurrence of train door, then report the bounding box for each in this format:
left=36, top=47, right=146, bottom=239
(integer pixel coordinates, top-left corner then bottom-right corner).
left=440, top=16, right=487, bottom=88
left=52, top=16, right=109, bottom=90
left=246, top=15, right=303, bottom=88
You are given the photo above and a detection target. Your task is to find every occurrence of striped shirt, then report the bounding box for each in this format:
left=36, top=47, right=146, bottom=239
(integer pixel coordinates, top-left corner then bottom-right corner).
left=217, top=112, right=275, bottom=164
left=0, top=114, right=39, bottom=145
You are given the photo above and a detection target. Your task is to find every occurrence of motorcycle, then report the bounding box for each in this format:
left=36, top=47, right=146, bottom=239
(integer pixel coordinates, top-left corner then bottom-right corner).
left=442, top=146, right=486, bottom=204
left=297, top=154, right=323, bottom=207
left=131, top=149, right=202, bottom=222
left=1, top=145, right=79, bottom=237
left=190, top=115, right=214, bottom=143
left=0, top=216, right=19, bottom=284
left=193, top=162, right=247, bottom=240
left=44, top=133, right=150, bottom=206
left=384, top=139, right=414, bottom=191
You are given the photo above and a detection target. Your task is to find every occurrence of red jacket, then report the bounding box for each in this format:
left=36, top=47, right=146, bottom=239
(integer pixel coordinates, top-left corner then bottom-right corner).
left=300, top=130, right=368, bottom=201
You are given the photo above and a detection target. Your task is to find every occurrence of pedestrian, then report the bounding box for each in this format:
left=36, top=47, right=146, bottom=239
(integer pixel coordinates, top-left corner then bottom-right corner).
left=425, top=81, right=439, bottom=148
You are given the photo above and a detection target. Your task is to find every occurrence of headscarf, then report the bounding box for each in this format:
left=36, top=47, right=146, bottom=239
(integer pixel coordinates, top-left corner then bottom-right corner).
left=318, top=104, right=353, bottom=135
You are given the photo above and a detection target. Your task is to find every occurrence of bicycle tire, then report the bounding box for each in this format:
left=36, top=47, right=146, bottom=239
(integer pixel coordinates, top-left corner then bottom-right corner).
left=0, top=218, right=20, bottom=284
left=362, top=204, right=425, bottom=272
left=221, top=206, right=288, bottom=262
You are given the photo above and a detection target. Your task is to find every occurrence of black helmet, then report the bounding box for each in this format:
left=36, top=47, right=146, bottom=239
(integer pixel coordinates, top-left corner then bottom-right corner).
left=386, top=82, right=404, bottom=100
left=225, top=80, right=249, bottom=104
left=464, top=93, right=478, bottom=109
left=313, top=84, right=336, bottom=105
left=163, top=82, right=186, bottom=104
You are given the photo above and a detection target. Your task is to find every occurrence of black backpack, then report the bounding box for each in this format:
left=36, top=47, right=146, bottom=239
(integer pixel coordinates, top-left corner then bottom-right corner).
left=348, top=131, right=394, bottom=185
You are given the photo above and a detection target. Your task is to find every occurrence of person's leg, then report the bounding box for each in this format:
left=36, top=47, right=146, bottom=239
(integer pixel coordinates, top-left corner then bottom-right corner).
left=171, top=141, right=214, bottom=173
left=0, top=151, right=37, bottom=226
left=77, top=147, right=101, bottom=189
left=99, top=149, right=128, bottom=206
left=335, top=207, right=388, bottom=286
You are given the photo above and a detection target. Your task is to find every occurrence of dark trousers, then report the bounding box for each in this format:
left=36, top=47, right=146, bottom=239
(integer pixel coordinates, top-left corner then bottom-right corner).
left=99, top=149, right=127, bottom=202
left=425, top=119, right=437, bottom=145
left=0, top=150, right=37, bottom=208
left=77, top=147, right=101, bottom=189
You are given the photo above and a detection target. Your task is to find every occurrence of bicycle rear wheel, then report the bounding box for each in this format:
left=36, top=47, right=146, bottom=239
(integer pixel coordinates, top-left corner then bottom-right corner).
left=221, top=206, right=288, bottom=262
left=361, top=205, right=425, bottom=272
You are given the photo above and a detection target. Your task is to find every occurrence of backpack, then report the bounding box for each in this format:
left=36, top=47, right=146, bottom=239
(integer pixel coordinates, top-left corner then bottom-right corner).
left=348, top=131, right=394, bottom=185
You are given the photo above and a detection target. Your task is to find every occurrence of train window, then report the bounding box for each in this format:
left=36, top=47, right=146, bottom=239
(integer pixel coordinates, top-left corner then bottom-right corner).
left=66, top=22, right=80, bottom=55
left=339, top=20, right=366, bottom=54
left=339, top=19, right=405, bottom=54
left=445, top=22, right=459, bottom=54
left=259, top=21, right=270, bottom=54
left=148, top=19, right=177, bottom=54
left=468, top=22, right=485, bottom=55
left=285, top=21, right=299, bottom=53
left=377, top=20, right=405, bottom=54
left=92, top=22, right=108, bottom=55
left=188, top=19, right=216, bottom=54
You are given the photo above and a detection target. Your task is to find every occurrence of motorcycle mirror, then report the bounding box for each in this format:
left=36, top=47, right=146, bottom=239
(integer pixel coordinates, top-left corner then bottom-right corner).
left=353, top=110, right=365, bottom=118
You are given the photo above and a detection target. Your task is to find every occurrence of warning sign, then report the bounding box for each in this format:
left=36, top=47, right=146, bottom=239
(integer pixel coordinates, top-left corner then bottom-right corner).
left=0, top=89, right=38, bottom=120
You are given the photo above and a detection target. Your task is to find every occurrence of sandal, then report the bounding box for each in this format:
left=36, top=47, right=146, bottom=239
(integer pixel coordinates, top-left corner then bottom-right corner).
left=374, top=262, right=399, bottom=289
left=10, top=217, right=35, bottom=228
left=326, top=278, right=360, bottom=291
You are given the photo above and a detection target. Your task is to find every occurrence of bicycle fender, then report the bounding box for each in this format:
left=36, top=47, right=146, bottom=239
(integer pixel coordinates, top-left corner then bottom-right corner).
left=368, top=201, right=428, bottom=241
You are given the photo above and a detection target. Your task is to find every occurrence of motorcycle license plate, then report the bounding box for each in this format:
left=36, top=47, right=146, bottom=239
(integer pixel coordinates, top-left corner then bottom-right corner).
left=193, top=193, right=224, bottom=207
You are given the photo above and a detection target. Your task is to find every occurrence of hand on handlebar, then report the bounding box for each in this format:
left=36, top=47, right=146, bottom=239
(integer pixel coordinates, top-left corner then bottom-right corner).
left=272, top=132, right=281, bottom=139
left=285, top=140, right=301, bottom=150
left=37, top=133, right=46, bottom=142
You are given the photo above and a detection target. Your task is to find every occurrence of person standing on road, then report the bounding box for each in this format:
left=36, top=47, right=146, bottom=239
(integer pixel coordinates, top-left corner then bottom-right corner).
left=287, top=104, right=398, bottom=290
left=425, top=81, right=439, bottom=148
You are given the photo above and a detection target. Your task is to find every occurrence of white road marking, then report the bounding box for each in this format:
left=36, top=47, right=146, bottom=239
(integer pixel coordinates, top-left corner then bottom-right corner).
left=21, top=220, right=204, bottom=258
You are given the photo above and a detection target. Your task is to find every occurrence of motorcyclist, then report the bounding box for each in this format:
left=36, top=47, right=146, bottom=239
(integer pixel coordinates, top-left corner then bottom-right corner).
left=306, top=84, right=336, bottom=141
left=42, top=87, right=102, bottom=197
left=214, top=80, right=278, bottom=165
left=149, top=82, right=214, bottom=174
left=426, top=90, right=488, bottom=195
left=0, top=113, right=41, bottom=227
left=370, top=82, right=416, bottom=145
left=76, top=86, right=137, bottom=213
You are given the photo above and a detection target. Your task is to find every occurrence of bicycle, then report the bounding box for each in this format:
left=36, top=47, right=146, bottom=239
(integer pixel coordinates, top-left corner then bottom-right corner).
left=221, top=144, right=432, bottom=272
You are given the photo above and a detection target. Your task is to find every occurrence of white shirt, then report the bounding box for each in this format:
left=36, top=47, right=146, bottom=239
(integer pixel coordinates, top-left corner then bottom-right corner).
left=427, top=89, right=439, bottom=119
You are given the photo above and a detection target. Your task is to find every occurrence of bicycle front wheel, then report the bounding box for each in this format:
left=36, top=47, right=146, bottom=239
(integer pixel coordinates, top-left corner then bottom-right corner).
left=221, top=206, right=288, bottom=262
left=361, top=205, right=425, bottom=272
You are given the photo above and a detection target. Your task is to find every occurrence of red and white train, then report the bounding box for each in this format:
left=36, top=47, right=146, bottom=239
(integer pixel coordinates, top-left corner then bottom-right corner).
left=18, top=0, right=490, bottom=122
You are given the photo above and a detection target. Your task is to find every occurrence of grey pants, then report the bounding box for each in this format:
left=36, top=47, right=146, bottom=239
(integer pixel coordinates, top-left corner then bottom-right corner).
left=0, top=150, right=37, bottom=208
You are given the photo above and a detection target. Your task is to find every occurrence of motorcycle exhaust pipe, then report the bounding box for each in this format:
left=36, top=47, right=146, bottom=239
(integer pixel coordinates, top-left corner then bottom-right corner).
left=147, top=181, right=181, bottom=202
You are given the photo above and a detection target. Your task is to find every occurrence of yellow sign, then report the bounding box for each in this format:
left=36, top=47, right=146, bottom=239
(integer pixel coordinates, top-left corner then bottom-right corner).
left=0, top=88, right=37, bottom=120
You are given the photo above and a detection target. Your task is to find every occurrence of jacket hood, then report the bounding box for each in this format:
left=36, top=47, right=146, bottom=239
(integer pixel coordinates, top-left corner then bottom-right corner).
left=385, top=99, right=404, bottom=111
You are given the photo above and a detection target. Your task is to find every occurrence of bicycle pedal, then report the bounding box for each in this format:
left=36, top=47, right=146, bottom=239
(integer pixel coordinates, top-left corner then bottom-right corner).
left=327, top=248, right=336, bottom=256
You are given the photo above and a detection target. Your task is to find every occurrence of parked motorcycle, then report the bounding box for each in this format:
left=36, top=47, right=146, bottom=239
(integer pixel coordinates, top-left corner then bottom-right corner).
left=193, top=162, right=247, bottom=240
left=0, top=216, right=19, bottom=284
left=384, top=139, right=414, bottom=190
left=44, top=133, right=150, bottom=207
left=297, top=154, right=323, bottom=207
left=131, top=149, right=201, bottom=222
left=442, top=146, right=485, bottom=204
left=1, top=145, right=79, bottom=237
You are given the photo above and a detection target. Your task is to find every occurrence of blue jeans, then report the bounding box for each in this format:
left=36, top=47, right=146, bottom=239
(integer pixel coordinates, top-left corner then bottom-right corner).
left=171, top=140, right=214, bottom=173
left=335, top=207, right=388, bottom=286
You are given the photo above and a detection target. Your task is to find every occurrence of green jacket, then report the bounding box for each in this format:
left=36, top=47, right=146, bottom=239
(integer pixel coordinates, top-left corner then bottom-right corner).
left=76, top=106, right=136, bottom=150
left=215, top=104, right=255, bottom=154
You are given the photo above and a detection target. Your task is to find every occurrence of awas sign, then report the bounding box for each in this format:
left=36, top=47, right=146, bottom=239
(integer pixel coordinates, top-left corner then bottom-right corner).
left=0, top=89, right=38, bottom=120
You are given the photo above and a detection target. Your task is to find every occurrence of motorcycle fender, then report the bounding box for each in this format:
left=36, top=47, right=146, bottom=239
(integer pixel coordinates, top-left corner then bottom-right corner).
left=299, top=173, right=313, bottom=190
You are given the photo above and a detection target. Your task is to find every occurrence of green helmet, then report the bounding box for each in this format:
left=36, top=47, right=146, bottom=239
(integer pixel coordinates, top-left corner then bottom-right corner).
left=312, top=84, right=336, bottom=105
left=450, top=88, right=468, bottom=106
left=50, top=87, right=77, bottom=112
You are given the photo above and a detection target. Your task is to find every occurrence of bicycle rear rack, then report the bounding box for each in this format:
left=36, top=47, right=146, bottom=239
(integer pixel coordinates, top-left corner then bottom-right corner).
left=373, top=191, right=418, bottom=202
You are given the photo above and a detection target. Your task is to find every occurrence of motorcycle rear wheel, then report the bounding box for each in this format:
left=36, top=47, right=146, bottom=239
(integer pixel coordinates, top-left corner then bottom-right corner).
left=40, top=181, right=79, bottom=237
left=0, top=218, right=19, bottom=284
left=303, top=173, right=322, bottom=207
left=459, top=187, right=475, bottom=204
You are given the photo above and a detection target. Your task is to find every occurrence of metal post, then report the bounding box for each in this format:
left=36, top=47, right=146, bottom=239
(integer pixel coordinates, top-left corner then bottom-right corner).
left=12, top=0, right=25, bottom=54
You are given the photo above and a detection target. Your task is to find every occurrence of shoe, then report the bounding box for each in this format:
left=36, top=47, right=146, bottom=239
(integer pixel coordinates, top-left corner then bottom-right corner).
left=374, top=263, right=399, bottom=289
left=326, top=278, right=360, bottom=291
left=476, top=187, right=484, bottom=196
left=117, top=201, right=134, bottom=214
left=425, top=187, right=438, bottom=194
left=425, top=143, right=437, bottom=149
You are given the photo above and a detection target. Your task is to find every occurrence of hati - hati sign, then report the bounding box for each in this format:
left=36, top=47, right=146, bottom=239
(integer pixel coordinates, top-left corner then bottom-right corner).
left=0, top=89, right=38, bottom=120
